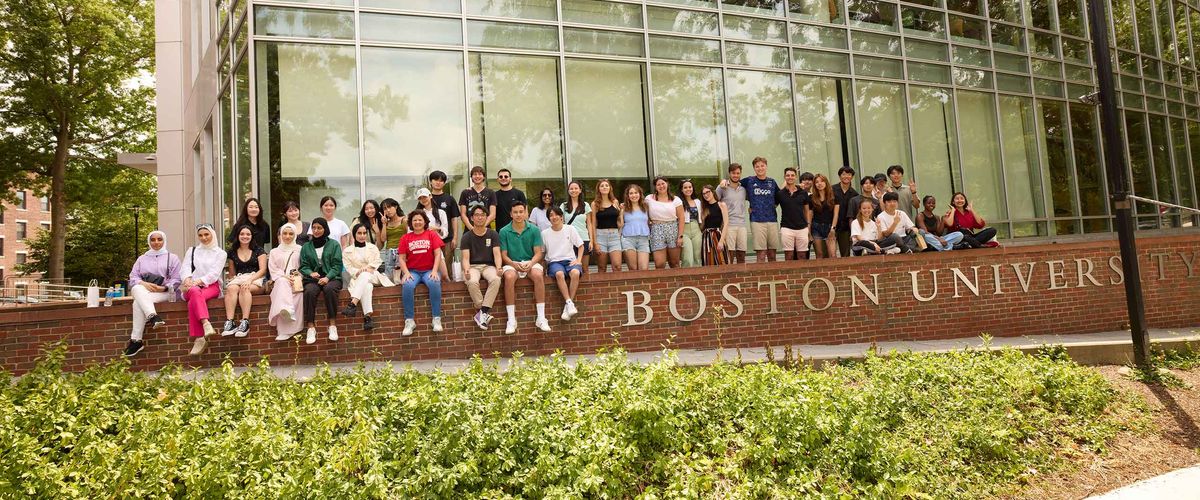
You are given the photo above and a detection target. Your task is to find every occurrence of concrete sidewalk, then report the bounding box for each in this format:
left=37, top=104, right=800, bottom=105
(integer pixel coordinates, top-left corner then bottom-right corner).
left=1088, top=465, right=1200, bottom=499
left=176, top=327, right=1200, bottom=381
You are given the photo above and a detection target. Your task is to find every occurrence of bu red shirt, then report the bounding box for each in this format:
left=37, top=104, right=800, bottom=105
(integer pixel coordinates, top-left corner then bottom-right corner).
left=397, top=230, right=445, bottom=272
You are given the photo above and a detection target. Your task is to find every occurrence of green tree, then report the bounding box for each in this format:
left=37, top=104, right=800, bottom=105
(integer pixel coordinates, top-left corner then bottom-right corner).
left=0, top=0, right=155, bottom=281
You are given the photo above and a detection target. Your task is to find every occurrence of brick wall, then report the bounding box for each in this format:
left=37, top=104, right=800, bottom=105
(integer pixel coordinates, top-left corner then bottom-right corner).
left=2, top=233, right=1199, bottom=375
left=0, top=188, right=52, bottom=284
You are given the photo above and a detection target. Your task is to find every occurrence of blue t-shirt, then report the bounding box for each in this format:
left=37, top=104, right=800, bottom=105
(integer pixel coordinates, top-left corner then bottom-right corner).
left=740, top=176, right=780, bottom=223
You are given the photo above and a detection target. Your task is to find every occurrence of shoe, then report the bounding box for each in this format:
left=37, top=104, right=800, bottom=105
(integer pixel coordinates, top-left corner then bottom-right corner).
left=983, top=241, right=1000, bottom=248
left=432, top=317, right=443, bottom=332
left=535, top=318, right=551, bottom=332
left=281, top=308, right=295, bottom=322
left=220, top=319, right=237, bottom=337
left=363, top=316, right=375, bottom=332
left=402, top=319, right=416, bottom=336
left=203, top=320, right=216, bottom=337
left=505, top=320, right=517, bottom=335
left=306, top=327, right=316, bottom=345
left=563, top=302, right=578, bottom=321
left=189, top=336, right=208, bottom=356
left=122, top=340, right=144, bottom=357
left=474, top=311, right=487, bottom=330
left=328, top=325, right=338, bottom=342
left=561, top=307, right=570, bottom=321
left=481, top=313, right=494, bottom=328
left=145, top=314, right=165, bottom=329
left=342, top=303, right=358, bottom=317
left=234, top=319, right=250, bottom=338
left=885, top=247, right=901, bottom=255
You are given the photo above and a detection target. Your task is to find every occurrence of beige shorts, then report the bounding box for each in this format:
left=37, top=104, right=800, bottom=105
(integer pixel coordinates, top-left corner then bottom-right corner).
left=780, top=227, right=811, bottom=252
left=725, top=225, right=748, bottom=251
left=751, top=222, right=781, bottom=250
left=501, top=262, right=544, bottom=279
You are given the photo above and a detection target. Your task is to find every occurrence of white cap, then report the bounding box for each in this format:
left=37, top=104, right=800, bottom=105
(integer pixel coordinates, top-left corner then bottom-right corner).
left=416, top=187, right=432, bottom=198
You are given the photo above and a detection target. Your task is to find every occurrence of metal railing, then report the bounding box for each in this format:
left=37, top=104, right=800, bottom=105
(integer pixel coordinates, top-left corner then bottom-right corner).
left=0, top=278, right=90, bottom=307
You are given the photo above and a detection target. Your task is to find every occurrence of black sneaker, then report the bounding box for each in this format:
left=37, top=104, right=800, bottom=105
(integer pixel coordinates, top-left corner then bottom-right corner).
left=342, top=303, right=359, bottom=317
left=145, top=314, right=166, bottom=329
left=122, top=340, right=145, bottom=357
left=363, top=316, right=375, bottom=331
left=234, top=319, right=250, bottom=338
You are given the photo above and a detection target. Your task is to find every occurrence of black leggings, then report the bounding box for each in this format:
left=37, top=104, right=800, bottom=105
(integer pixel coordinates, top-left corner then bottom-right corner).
left=956, top=228, right=997, bottom=248
left=303, top=279, right=343, bottom=324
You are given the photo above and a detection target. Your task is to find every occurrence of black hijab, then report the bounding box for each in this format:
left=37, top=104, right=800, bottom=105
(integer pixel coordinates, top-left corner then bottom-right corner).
left=351, top=223, right=367, bottom=248
left=310, top=217, right=330, bottom=248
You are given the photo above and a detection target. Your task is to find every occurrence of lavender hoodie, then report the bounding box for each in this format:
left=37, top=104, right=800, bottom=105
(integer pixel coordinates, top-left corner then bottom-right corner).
left=129, top=252, right=182, bottom=290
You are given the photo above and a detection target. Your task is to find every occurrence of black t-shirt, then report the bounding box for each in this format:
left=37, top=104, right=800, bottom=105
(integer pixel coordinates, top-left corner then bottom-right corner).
left=811, top=196, right=835, bottom=225
left=228, top=220, right=271, bottom=250
left=702, top=203, right=723, bottom=230
left=458, top=187, right=497, bottom=224
left=431, top=192, right=460, bottom=233
left=595, top=205, right=619, bottom=229
left=227, top=247, right=265, bottom=275
left=460, top=228, right=501, bottom=266
left=833, top=184, right=859, bottom=230
left=776, top=187, right=811, bottom=230
left=494, top=188, right=526, bottom=231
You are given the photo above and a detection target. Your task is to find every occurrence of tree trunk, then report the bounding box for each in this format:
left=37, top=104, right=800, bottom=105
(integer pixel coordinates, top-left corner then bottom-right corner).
left=47, top=135, right=70, bottom=282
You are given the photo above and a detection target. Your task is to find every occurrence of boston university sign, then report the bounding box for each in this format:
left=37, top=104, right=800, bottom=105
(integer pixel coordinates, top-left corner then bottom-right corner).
left=620, top=251, right=1200, bottom=326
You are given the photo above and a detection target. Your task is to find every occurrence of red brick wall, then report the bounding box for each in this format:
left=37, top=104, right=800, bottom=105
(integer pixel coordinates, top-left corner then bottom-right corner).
left=2, top=233, right=1199, bottom=375
left=0, top=188, right=53, bottom=284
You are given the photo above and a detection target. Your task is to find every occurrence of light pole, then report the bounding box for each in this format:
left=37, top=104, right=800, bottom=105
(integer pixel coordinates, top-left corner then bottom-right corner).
left=130, top=205, right=143, bottom=259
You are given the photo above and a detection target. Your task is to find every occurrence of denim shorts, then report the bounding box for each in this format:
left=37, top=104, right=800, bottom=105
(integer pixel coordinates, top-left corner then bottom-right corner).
left=621, top=234, right=650, bottom=253
left=649, top=222, right=679, bottom=252
left=595, top=228, right=622, bottom=253
left=548, top=260, right=583, bottom=277
left=810, top=222, right=832, bottom=240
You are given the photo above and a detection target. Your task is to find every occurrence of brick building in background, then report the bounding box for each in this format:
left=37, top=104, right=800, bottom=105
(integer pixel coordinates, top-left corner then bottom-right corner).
left=0, top=187, right=52, bottom=294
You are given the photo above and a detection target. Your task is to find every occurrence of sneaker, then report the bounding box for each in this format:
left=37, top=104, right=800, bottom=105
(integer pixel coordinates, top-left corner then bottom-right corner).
left=342, top=303, right=358, bottom=317
left=220, top=319, right=237, bottom=337
left=402, top=319, right=416, bottom=336
left=145, top=314, right=165, bottom=329
left=505, top=319, right=517, bottom=335
left=363, top=316, right=375, bottom=332
left=474, top=311, right=488, bottom=330
left=564, top=302, right=578, bottom=321
left=481, top=313, right=494, bottom=327
left=234, top=319, right=250, bottom=338
left=535, top=318, right=551, bottom=332
left=983, top=241, right=1000, bottom=248
left=122, top=340, right=144, bottom=357
left=188, top=336, right=208, bottom=356
left=328, top=325, right=338, bottom=342
left=432, top=317, right=443, bottom=332
left=305, top=327, right=316, bottom=345
left=203, top=320, right=216, bottom=337
left=885, top=247, right=901, bottom=255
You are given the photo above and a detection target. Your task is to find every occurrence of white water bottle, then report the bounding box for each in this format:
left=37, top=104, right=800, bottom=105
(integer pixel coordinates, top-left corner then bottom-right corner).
left=103, top=287, right=114, bottom=307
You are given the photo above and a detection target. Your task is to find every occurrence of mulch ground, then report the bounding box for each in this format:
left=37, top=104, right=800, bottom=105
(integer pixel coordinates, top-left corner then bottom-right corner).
left=1007, top=366, right=1200, bottom=499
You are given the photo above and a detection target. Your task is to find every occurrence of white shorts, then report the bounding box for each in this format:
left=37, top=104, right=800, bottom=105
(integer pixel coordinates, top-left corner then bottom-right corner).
left=501, top=262, right=544, bottom=279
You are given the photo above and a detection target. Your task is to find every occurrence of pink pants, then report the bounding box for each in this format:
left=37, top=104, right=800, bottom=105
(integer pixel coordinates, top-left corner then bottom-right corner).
left=184, top=284, right=221, bottom=338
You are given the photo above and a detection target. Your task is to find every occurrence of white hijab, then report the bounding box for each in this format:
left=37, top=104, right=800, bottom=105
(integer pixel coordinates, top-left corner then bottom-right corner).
left=145, top=230, right=168, bottom=256
left=275, top=223, right=301, bottom=253
left=195, top=224, right=221, bottom=251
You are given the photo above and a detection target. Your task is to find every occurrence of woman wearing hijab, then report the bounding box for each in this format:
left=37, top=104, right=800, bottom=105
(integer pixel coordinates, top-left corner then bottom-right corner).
left=341, top=223, right=394, bottom=332
left=181, top=224, right=226, bottom=356
left=122, top=230, right=182, bottom=357
left=268, top=223, right=305, bottom=340
left=300, top=217, right=344, bottom=344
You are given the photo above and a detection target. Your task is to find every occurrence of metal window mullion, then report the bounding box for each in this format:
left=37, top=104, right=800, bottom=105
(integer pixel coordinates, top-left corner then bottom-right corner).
left=247, top=5, right=259, bottom=201
left=353, top=2, right=368, bottom=205
left=557, top=1, right=571, bottom=183
left=461, top=0, right=473, bottom=184
left=1059, top=99, right=1086, bottom=234
left=990, top=91, right=1014, bottom=229
left=642, top=3, right=658, bottom=180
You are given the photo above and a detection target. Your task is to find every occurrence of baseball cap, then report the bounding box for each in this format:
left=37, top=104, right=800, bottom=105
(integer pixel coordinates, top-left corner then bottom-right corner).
left=416, top=187, right=432, bottom=198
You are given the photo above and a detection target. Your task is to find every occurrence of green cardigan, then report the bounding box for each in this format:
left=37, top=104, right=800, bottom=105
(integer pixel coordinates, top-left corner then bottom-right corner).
left=299, top=240, right=344, bottom=284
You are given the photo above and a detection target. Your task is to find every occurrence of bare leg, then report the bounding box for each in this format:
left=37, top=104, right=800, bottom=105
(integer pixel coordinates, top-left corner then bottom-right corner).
left=554, top=272, right=570, bottom=302
left=638, top=252, right=650, bottom=270
left=623, top=250, right=638, bottom=270
left=595, top=251, right=608, bottom=273
left=567, top=269, right=580, bottom=299
left=530, top=267, right=546, bottom=303
left=503, top=269, right=518, bottom=307
left=580, top=253, right=590, bottom=275
left=224, top=284, right=240, bottom=319
left=666, top=247, right=682, bottom=268
left=238, top=286, right=253, bottom=319
left=652, top=249, right=668, bottom=269
left=609, top=251, right=623, bottom=272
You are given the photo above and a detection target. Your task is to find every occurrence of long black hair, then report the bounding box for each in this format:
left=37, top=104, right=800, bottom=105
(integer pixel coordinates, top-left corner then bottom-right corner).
left=228, top=197, right=270, bottom=248
left=357, top=199, right=383, bottom=241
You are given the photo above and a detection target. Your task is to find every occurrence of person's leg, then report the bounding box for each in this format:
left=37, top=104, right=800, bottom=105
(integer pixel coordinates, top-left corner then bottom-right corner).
left=530, top=265, right=546, bottom=304
left=360, top=279, right=374, bottom=316
left=652, top=249, right=668, bottom=269
left=780, top=228, right=796, bottom=260
left=580, top=242, right=591, bottom=275
left=638, top=251, right=650, bottom=271
left=186, top=285, right=220, bottom=337
left=976, top=227, right=998, bottom=243
left=957, top=230, right=982, bottom=248
left=402, top=276, right=419, bottom=319
left=943, top=231, right=964, bottom=249
left=502, top=267, right=518, bottom=308
left=131, top=290, right=148, bottom=341
left=836, top=229, right=852, bottom=257
left=596, top=249, right=609, bottom=273
left=303, top=282, right=321, bottom=326
left=666, top=246, right=682, bottom=268
left=238, top=285, right=254, bottom=320
left=465, top=266, right=484, bottom=310
left=131, top=284, right=161, bottom=319
left=224, top=283, right=240, bottom=321
left=798, top=228, right=810, bottom=259
left=420, top=271, right=442, bottom=318
left=481, top=266, right=501, bottom=310
left=623, top=249, right=638, bottom=270
left=567, top=268, right=581, bottom=300
left=608, top=250, right=622, bottom=272
left=552, top=266, right=570, bottom=302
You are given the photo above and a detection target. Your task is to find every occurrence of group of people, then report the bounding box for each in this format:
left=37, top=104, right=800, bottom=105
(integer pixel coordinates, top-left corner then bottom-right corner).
left=120, top=161, right=998, bottom=357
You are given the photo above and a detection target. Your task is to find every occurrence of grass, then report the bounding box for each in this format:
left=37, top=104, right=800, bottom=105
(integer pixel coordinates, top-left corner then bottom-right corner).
left=0, top=345, right=1132, bottom=498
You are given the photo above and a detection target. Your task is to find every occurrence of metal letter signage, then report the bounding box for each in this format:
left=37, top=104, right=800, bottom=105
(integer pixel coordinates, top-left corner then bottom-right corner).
left=622, top=290, right=653, bottom=326
left=669, top=287, right=706, bottom=322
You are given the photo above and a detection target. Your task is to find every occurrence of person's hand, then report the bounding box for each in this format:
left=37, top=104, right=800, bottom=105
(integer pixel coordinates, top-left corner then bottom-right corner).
left=401, top=273, right=414, bottom=283
left=310, top=272, right=320, bottom=278
left=429, top=273, right=441, bottom=283
left=938, top=238, right=947, bottom=246
left=909, top=179, right=917, bottom=193
left=318, top=277, right=328, bottom=286
left=966, top=201, right=974, bottom=212
left=716, top=241, right=725, bottom=250
left=569, top=259, right=581, bottom=267
left=872, top=243, right=881, bottom=251
left=676, top=235, right=683, bottom=244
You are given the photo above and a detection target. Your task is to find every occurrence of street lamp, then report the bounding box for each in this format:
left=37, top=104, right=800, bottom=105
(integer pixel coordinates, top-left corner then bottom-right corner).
left=130, top=205, right=144, bottom=259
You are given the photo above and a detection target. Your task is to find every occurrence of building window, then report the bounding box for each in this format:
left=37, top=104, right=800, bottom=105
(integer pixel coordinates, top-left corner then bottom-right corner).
left=0, top=237, right=4, bottom=256
left=15, top=191, right=26, bottom=210
left=39, top=196, right=49, bottom=212
left=40, top=222, right=50, bottom=234
left=15, top=252, right=26, bottom=265
left=16, top=222, right=26, bottom=240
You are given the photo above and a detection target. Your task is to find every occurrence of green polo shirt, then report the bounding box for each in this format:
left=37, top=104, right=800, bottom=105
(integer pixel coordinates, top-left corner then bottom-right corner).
left=499, top=221, right=543, bottom=262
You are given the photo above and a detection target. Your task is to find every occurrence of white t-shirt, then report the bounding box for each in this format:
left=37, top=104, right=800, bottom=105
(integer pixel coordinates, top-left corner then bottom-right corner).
left=310, top=217, right=352, bottom=244
left=420, top=208, right=450, bottom=240
left=541, top=225, right=583, bottom=263
left=850, top=218, right=881, bottom=242
left=529, top=207, right=552, bottom=231
left=646, top=195, right=682, bottom=223
left=875, top=210, right=914, bottom=237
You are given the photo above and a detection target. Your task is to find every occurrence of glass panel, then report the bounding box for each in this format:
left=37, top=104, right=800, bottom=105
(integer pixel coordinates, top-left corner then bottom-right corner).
left=851, top=31, right=900, bottom=55
left=562, top=0, right=643, bottom=28
left=470, top=53, right=564, bottom=182
left=220, top=93, right=234, bottom=233
left=908, top=61, right=951, bottom=83
left=1064, top=64, right=1093, bottom=82
left=266, top=0, right=352, bottom=6
left=995, top=73, right=1031, bottom=92
left=722, top=14, right=788, bottom=43
left=465, top=0, right=557, bottom=20
left=647, top=6, right=719, bottom=35
left=1143, top=58, right=1161, bottom=80
left=722, top=0, right=786, bottom=16
left=359, top=0, right=460, bottom=12
left=989, top=0, right=1021, bottom=22
left=1170, top=118, right=1195, bottom=214
left=901, top=6, right=946, bottom=39
left=1032, top=59, right=1062, bottom=78
left=1061, top=38, right=1089, bottom=63
left=361, top=48, right=467, bottom=205
left=789, top=0, right=845, bottom=24
left=904, top=39, right=948, bottom=61
left=1134, top=0, right=1157, bottom=55
left=953, top=46, right=990, bottom=67
left=253, top=6, right=354, bottom=39
left=990, top=23, right=1025, bottom=51
left=563, top=28, right=645, bottom=56
left=255, top=42, right=362, bottom=226
left=1031, top=32, right=1059, bottom=58
left=566, top=59, right=648, bottom=179
left=1175, top=2, right=1193, bottom=68
left=648, top=35, right=722, bottom=62
left=1068, top=104, right=1105, bottom=221
left=956, top=90, right=1006, bottom=220
left=1148, top=114, right=1179, bottom=226
left=653, top=0, right=716, bottom=6
left=854, top=81, right=912, bottom=173
left=1033, top=78, right=1064, bottom=97
left=1032, top=99, right=1071, bottom=222
left=946, top=0, right=982, bottom=16
left=1123, top=111, right=1156, bottom=224
left=794, top=76, right=856, bottom=177
left=235, top=59, right=251, bottom=201
left=1056, top=0, right=1085, bottom=36
left=953, top=67, right=993, bottom=88
left=847, top=0, right=898, bottom=32
left=360, top=13, right=463, bottom=45
left=790, top=24, right=848, bottom=49
left=1118, top=51, right=1138, bottom=74
left=1158, top=0, right=1176, bottom=62
left=793, top=49, right=851, bottom=73
left=726, top=42, right=791, bottom=69
left=854, top=55, right=903, bottom=78
left=651, top=65, right=728, bottom=177
left=725, top=69, right=798, bottom=179
left=1028, top=0, right=1054, bottom=30
left=908, top=86, right=958, bottom=210
left=994, top=52, right=1028, bottom=72
left=1111, top=0, right=1136, bottom=51
left=467, top=21, right=559, bottom=50
left=948, top=15, right=986, bottom=45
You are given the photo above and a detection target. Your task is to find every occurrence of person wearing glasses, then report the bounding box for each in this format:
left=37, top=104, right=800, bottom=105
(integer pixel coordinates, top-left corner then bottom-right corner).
left=530, top=187, right=555, bottom=230
left=460, top=205, right=503, bottom=330
left=493, top=168, right=526, bottom=232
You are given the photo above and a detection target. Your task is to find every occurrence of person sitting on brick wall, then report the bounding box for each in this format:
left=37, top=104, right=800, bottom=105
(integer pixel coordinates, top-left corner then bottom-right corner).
left=122, top=230, right=181, bottom=357
left=397, top=211, right=445, bottom=336
left=500, top=200, right=550, bottom=334
left=541, top=206, right=584, bottom=322
left=342, top=223, right=394, bottom=332
left=944, top=192, right=999, bottom=248
left=181, top=224, right=227, bottom=355
left=461, top=205, right=502, bottom=331
left=850, top=199, right=901, bottom=256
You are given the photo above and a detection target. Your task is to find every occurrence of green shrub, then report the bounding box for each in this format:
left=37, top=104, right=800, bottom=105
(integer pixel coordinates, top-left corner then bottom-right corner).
left=0, top=346, right=1123, bottom=498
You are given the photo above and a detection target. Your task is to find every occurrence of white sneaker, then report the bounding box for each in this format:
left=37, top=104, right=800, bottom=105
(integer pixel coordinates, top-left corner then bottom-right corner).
left=885, top=247, right=901, bottom=255
left=328, top=325, right=338, bottom=342
left=505, top=319, right=517, bottom=335
left=535, top=317, right=551, bottom=332
left=432, top=317, right=443, bottom=332
left=305, top=327, right=316, bottom=345
left=402, top=319, right=416, bottom=336
left=562, top=302, right=578, bottom=321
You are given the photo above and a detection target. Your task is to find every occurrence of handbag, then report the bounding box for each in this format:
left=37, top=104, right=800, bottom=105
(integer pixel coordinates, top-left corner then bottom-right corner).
left=284, top=251, right=303, bottom=293
left=141, top=272, right=166, bottom=286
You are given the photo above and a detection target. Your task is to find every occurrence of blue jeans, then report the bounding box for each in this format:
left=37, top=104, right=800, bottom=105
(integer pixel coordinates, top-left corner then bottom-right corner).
left=382, top=248, right=398, bottom=278
left=401, top=270, right=442, bottom=319
left=923, top=231, right=964, bottom=251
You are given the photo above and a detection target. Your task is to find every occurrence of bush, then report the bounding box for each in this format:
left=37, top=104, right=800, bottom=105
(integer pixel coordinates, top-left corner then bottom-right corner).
left=0, top=346, right=1122, bottom=498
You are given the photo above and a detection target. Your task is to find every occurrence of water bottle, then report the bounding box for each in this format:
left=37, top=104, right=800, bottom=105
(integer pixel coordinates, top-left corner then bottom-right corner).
left=104, top=287, right=114, bottom=307
left=168, top=284, right=178, bottom=303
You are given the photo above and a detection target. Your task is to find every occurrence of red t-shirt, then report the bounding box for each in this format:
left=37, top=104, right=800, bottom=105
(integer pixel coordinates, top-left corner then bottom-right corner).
left=951, top=209, right=984, bottom=232
left=398, top=230, right=445, bottom=272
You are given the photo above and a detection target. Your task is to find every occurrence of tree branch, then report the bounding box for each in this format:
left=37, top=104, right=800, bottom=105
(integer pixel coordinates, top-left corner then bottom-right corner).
left=72, top=118, right=154, bottom=146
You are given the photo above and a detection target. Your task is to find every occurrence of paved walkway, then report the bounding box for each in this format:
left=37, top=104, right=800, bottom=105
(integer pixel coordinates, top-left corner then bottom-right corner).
left=1088, top=465, right=1200, bottom=499
left=177, top=327, right=1200, bottom=381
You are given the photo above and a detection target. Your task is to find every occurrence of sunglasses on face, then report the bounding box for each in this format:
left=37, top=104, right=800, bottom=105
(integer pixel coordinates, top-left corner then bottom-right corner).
left=498, top=175, right=510, bottom=179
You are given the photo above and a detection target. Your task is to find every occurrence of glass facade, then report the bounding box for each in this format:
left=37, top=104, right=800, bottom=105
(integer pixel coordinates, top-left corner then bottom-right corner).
left=199, top=0, right=1200, bottom=240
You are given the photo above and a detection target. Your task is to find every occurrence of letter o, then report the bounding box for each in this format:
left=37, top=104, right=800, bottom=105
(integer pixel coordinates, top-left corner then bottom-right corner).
left=669, top=286, right=707, bottom=322
left=802, top=278, right=836, bottom=311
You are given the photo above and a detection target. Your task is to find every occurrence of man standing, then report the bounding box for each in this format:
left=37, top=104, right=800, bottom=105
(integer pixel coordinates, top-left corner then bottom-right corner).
left=741, top=156, right=780, bottom=262
left=499, top=200, right=550, bottom=334
left=885, top=165, right=920, bottom=221
left=428, top=170, right=460, bottom=274
left=716, top=163, right=749, bottom=263
left=494, top=168, right=526, bottom=231
left=461, top=206, right=503, bottom=330
left=776, top=167, right=812, bottom=261
left=832, top=166, right=858, bottom=257
left=459, top=165, right=497, bottom=230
